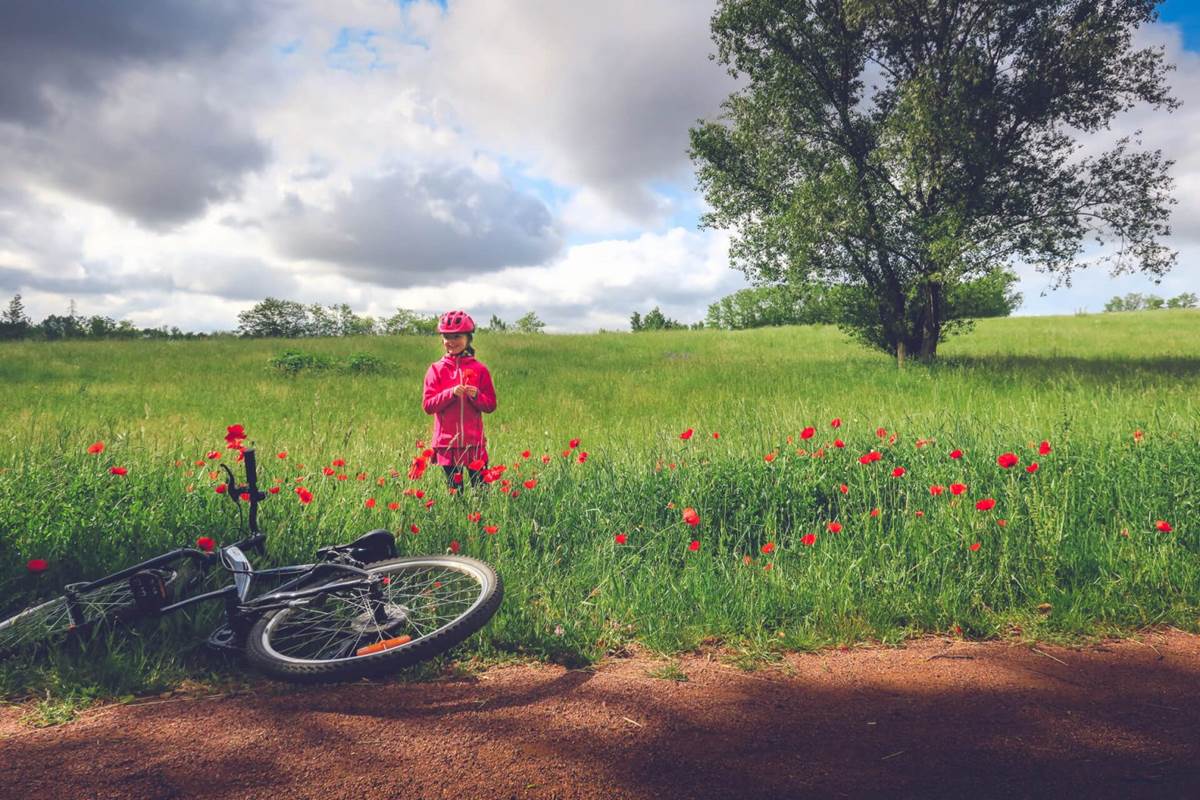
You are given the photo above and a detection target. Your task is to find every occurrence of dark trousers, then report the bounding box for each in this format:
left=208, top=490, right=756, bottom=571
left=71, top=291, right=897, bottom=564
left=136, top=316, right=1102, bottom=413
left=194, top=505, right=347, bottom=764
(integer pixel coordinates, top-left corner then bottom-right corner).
left=442, top=465, right=483, bottom=488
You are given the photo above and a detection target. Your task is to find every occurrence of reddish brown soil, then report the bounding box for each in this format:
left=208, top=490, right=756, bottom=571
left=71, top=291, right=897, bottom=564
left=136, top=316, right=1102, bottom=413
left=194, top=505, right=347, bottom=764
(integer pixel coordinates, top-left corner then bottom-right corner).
left=2, top=631, right=1199, bottom=799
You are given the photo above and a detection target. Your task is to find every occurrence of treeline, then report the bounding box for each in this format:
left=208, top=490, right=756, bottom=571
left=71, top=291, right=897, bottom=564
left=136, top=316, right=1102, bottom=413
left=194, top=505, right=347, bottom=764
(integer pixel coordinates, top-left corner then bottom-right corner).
left=235, top=298, right=547, bottom=337
left=1103, top=292, right=1197, bottom=312
left=0, top=295, right=207, bottom=341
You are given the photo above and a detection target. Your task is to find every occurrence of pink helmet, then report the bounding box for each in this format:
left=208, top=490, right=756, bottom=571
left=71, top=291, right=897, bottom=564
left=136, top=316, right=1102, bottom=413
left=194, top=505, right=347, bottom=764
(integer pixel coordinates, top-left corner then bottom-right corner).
left=437, top=310, right=475, bottom=334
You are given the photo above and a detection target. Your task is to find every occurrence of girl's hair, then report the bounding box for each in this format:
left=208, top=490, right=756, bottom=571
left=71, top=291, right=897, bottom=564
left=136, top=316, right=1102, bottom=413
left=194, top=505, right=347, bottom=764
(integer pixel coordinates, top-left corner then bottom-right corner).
left=464, top=333, right=475, bottom=357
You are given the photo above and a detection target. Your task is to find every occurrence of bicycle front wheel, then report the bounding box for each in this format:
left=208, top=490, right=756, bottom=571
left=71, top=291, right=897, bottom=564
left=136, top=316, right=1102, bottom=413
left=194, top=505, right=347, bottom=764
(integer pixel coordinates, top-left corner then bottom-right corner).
left=245, top=555, right=502, bottom=682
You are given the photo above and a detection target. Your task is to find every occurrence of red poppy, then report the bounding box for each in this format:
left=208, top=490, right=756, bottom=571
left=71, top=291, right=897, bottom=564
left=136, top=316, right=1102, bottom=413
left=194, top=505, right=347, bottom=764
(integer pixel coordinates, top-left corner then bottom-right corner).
left=860, top=450, right=882, bottom=464
left=876, top=427, right=887, bottom=438
left=519, top=450, right=531, bottom=459
left=975, top=498, right=996, bottom=511
left=929, top=485, right=945, bottom=496
left=467, top=511, right=482, bottom=522
left=523, top=479, right=537, bottom=490
left=194, top=460, right=206, bottom=467
left=577, top=452, right=589, bottom=463
left=214, top=483, right=227, bottom=494
left=1025, top=462, right=1039, bottom=474
left=337, top=474, right=348, bottom=481
left=26, top=558, right=48, bottom=573
left=762, top=562, right=774, bottom=571
left=996, top=519, right=1007, bottom=527
left=996, top=453, right=1019, bottom=469
left=1133, top=430, right=1144, bottom=443
left=682, top=507, right=701, bottom=527
left=449, top=540, right=460, bottom=553
left=763, top=452, right=776, bottom=463
left=424, top=499, right=435, bottom=509
left=827, top=521, right=842, bottom=534
left=452, top=472, right=463, bottom=485
left=196, top=537, right=216, bottom=552
left=277, top=452, right=287, bottom=459
left=949, top=449, right=963, bottom=459
left=356, top=472, right=367, bottom=481
left=322, top=466, right=335, bottom=476
left=891, top=466, right=906, bottom=478
left=1155, top=520, right=1173, bottom=533
left=420, top=448, right=433, bottom=459
left=87, top=441, right=105, bottom=455
left=949, top=483, right=967, bottom=496
left=468, top=458, right=486, bottom=471
left=833, top=439, right=845, bottom=448
left=561, top=449, right=570, bottom=458
left=109, top=466, right=128, bottom=476
left=568, top=438, right=580, bottom=449
left=239, top=492, right=251, bottom=502
left=831, top=418, right=842, bottom=428
left=269, top=486, right=281, bottom=494
left=800, top=533, right=816, bottom=546
left=541, top=454, right=551, bottom=464
left=800, top=426, right=815, bottom=440
left=225, top=423, right=246, bottom=440
left=1038, top=440, right=1052, bottom=455
left=688, top=540, right=701, bottom=552
left=205, top=450, right=220, bottom=460
left=332, top=458, right=346, bottom=467
left=296, top=487, right=314, bottom=504
left=761, top=542, right=775, bottom=554
left=387, top=501, right=400, bottom=511
left=839, top=483, right=849, bottom=495
left=680, top=428, right=694, bottom=440
left=364, top=498, right=376, bottom=509
left=869, top=508, right=880, bottom=518
left=914, top=510, right=924, bottom=518
left=415, top=490, right=425, bottom=499
left=484, top=525, right=498, bottom=535
left=969, top=542, right=981, bottom=552
left=410, top=524, right=420, bottom=534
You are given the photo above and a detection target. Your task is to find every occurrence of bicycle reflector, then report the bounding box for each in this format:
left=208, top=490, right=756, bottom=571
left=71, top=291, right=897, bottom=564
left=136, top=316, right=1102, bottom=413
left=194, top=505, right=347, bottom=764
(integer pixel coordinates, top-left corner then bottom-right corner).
left=356, top=635, right=412, bottom=656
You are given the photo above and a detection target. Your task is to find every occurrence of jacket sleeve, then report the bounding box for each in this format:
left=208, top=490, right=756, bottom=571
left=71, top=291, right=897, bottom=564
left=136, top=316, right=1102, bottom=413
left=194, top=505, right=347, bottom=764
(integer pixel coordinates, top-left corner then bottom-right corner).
left=467, top=365, right=497, bottom=413
left=423, top=366, right=458, bottom=415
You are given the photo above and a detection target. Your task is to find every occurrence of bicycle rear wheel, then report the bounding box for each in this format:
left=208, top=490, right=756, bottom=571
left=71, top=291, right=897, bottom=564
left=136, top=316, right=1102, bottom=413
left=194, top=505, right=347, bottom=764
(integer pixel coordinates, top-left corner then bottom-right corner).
left=0, top=569, right=180, bottom=656
left=245, top=555, right=502, bottom=682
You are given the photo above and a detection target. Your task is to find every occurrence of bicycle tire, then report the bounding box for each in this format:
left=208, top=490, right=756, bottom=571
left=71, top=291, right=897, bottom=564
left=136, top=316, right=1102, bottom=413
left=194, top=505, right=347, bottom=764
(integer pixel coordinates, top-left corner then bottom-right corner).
left=245, top=555, right=502, bottom=682
left=0, top=568, right=180, bottom=656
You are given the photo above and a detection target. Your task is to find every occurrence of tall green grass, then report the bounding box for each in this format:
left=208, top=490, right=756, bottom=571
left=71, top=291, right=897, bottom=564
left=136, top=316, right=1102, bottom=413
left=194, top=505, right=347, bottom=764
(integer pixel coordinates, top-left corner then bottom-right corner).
left=1, top=310, right=1198, bottom=695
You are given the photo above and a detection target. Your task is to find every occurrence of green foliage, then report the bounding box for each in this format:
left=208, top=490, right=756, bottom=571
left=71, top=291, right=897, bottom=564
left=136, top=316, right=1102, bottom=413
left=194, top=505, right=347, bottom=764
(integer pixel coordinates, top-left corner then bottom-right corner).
left=691, top=0, right=1176, bottom=361
left=485, top=314, right=510, bottom=333
left=513, top=312, right=546, bottom=334
left=382, top=308, right=439, bottom=336
left=269, top=349, right=333, bottom=374
left=345, top=353, right=385, bottom=374
left=632, top=306, right=686, bottom=331
left=1107, top=292, right=1198, bottom=312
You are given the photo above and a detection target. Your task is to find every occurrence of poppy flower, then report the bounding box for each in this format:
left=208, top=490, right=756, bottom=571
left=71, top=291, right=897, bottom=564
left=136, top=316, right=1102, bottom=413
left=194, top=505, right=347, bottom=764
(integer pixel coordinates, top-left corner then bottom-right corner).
left=194, top=460, right=206, bottom=467
left=452, top=472, right=463, bottom=485
left=517, top=450, right=530, bottom=459
left=577, top=452, right=589, bottom=463
left=410, top=524, right=420, bottom=534
left=996, top=453, right=1019, bottom=469
left=831, top=418, right=842, bottom=428
left=975, top=498, right=996, bottom=511
left=949, top=449, right=963, bottom=459
left=225, top=423, right=246, bottom=440
left=296, top=487, right=314, bottom=504
left=332, top=458, right=346, bottom=467
left=322, top=466, right=335, bottom=476
left=1133, top=430, right=1144, bottom=443
left=365, top=498, right=376, bottom=509
left=869, top=508, right=880, bottom=518
left=87, top=442, right=105, bottom=455
left=206, top=450, right=221, bottom=460
left=764, top=452, right=776, bottom=463
left=214, top=483, right=227, bottom=494
left=449, top=540, right=460, bottom=553
left=239, top=492, right=251, bottom=502
left=541, top=454, right=551, bottom=464
left=688, top=540, right=701, bottom=552
left=950, top=483, right=968, bottom=496
left=415, top=490, right=425, bottom=499
left=800, top=533, right=816, bottom=546
left=827, top=521, right=842, bottom=533
left=468, top=458, right=486, bottom=471
left=761, top=542, right=775, bottom=554
left=1025, top=462, right=1039, bottom=474
left=969, top=542, right=981, bottom=552
left=712, top=432, right=720, bottom=439
left=269, top=486, right=281, bottom=495
left=996, top=519, right=1007, bottom=527
left=523, top=479, right=537, bottom=490
left=861, top=450, right=882, bottom=464
left=467, top=512, right=482, bottom=522
left=387, top=501, right=400, bottom=511
left=568, top=438, right=581, bottom=449
left=891, top=466, right=906, bottom=478
left=930, top=485, right=945, bottom=496
left=839, top=483, right=849, bottom=495
left=109, top=466, right=128, bottom=476
left=682, top=507, right=701, bottom=527
left=26, top=558, right=48, bottom=573
left=1038, top=440, right=1052, bottom=455
left=424, top=499, right=436, bottom=509
left=337, top=474, right=348, bottom=481
left=914, top=510, right=925, bottom=518
left=483, top=525, right=498, bottom=535
left=196, top=537, right=216, bottom=552
left=742, top=554, right=753, bottom=566
left=876, top=427, right=887, bottom=438
left=277, top=452, right=287, bottom=459
left=1155, top=520, right=1173, bottom=533
left=834, top=439, right=845, bottom=448
left=800, top=427, right=815, bottom=440
left=355, top=472, right=367, bottom=481
left=680, top=428, right=694, bottom=440
left=614, top=533, right=627, bottom=544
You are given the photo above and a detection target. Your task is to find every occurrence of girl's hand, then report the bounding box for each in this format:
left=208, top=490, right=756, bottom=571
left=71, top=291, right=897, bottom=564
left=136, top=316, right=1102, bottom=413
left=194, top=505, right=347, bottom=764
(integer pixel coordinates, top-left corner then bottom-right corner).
left=452, top=384, right=468, bottom=397
left=464, top=385, right=479, bottom=399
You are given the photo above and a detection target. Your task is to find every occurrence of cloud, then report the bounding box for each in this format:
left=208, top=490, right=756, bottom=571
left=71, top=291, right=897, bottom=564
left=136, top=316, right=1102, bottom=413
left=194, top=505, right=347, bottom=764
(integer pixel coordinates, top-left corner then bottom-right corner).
left=269, top=166, right=562, bottom=285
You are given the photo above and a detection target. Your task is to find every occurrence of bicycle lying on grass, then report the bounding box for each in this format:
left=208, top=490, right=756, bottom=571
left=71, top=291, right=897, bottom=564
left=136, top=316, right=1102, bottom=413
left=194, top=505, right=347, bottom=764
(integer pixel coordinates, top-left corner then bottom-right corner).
left=0, top=449, right=503, bottom=682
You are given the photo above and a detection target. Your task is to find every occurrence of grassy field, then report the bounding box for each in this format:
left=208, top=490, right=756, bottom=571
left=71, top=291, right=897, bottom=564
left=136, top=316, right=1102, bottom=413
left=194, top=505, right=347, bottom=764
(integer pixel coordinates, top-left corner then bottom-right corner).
left=1, top=310, right=1198, bottom=699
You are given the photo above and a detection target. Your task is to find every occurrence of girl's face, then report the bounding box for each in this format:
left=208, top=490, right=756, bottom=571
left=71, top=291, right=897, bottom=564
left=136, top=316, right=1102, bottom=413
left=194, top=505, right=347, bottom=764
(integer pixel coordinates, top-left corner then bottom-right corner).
left=442, top=333, right=468, bottom=355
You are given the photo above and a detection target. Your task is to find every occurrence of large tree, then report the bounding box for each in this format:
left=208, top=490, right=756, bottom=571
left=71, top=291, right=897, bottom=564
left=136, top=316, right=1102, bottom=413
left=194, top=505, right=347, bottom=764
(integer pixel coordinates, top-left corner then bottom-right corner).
left=691, top=0, right=1177, bottom=362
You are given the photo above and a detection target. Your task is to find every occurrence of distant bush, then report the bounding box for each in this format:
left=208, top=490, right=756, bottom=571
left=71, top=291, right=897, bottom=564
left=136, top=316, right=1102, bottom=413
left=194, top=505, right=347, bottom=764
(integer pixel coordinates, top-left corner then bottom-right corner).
left=269, top=350, right=333, bottom=375
left=345, top=353, right=385, bottom=374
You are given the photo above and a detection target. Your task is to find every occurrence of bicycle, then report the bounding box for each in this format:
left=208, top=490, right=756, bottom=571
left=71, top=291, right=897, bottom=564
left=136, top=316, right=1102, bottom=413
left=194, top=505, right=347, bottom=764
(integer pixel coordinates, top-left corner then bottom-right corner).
left=0, top=448, right=503, bottom=683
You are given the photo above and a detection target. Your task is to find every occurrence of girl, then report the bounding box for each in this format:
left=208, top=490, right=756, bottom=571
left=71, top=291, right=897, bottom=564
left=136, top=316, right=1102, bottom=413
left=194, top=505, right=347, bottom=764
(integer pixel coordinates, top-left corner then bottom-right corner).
left=422, top=310, right=497, bottom=488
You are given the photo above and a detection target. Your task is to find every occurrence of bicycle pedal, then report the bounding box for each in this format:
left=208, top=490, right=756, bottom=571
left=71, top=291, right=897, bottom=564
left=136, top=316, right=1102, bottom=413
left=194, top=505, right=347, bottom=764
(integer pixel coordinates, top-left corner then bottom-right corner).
left=128, top=570, right=170, bottom=613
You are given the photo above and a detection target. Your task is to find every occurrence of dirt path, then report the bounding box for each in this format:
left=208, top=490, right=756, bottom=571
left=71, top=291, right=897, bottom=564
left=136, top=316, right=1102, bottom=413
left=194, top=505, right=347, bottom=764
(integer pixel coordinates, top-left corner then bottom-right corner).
left=2, top=631, right=1198, bottom=799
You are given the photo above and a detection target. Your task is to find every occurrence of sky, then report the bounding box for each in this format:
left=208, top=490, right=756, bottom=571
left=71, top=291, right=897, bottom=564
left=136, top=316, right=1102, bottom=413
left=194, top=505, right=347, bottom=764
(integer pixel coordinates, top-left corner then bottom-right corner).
left=1, top=0, right=1198, bottom=333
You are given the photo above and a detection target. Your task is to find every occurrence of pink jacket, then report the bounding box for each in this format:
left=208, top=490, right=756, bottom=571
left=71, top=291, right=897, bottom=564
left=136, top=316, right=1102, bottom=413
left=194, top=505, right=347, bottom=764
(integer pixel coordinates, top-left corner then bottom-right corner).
left=423, top=354, right=497, bottom=465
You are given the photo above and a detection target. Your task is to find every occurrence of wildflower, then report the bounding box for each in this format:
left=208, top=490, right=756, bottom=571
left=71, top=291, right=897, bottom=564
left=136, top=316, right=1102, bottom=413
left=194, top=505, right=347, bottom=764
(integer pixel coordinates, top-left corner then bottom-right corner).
left=742, top=554, right=753, bottom=565
left=296, top=487, right=314, bottom=504
left=26, top=558, right=48, bottom=573
left=1133, top=430, right=1144, bottom=443
left=869, top=508, right=880, bottom=518
left=1038, top=440, right=1052, bottom=455
left=949, top=483, right=968, bottom=496
left=997, top=519, right=1007, bottom=527
left=377, top=477, right=387, bottom=486
left=712, top=432, right=720, bottom=439
left=577, top=452, right=589, bottom=464
left=468, top=458, right=486, bottom=471
left=225, top=424, right=246, bottom=442
left=763, top=562, right=773, bottom=571
left=761, top=542, right=776, bottom=554
left=194, top=460, right=206, bottom=467
left=930, top=485, right=945, bottom=496
left=800, top=427, right=815, bottom=440
left=839, top=483, right=849, bottom=494
left=915, top=510, right=925, bottom=518
left=688, top=540, right=701, bottom=552
left=975, top=498, right=996, bottom=511
left=521, top=449, right=531, bottom=458
left=1155, top=520, right=1173, bottom=533
left=239, top=492, right=251, bottom=502
left=415, top=490, right=425, bottom=499
left=449, top=540, right=460, bottom=553
left=827, top=522, right=842, bottom=534
left=387, top=502, right=400, bottom=511
left=831, top=418, right=842, bottom=428
left=484, top=525, right=498, bottom=535
left=800, top=533, right=817, bottom=546
left=523, top=479, right=537, bottom=490
left=206, top=450, right=221, bottom=460
left=834, top=439, right=845, bottom=448
left=1025, top=463, right=1039, bottom=474
left=969, top=542, right=981, bottom=552
left=87, top=442, right=105, bottom=455
left=452, top=472, right=463, bottom=485
left=109, top=466, right=128, bottom=476
left=996, top=453, right=1019, bottom=469
left=421, top=449, right=433, bottom=459
left=541, top=454, right=551, bottom=464
left=356, top=472, right=367, bottom=481
left=269, top=486, right=281, bottom=495
left=615, top=533, right=627, bottom=544
left=568, top=438, right=581, bottom=449
left=337, top=474, right=347, bottom=481
left=891, top=466, right=906, bottom=478
left=365, top=498, right=376, bottom=509
left=682, top=507, right=701, bottom=527
left=876, top=427, right=887, bottom=438
left=680, top=428, right=694, bottom=440
left=859, top=450, right=882, bottom=464
left=949, top=449, right=963, bottom=459
left=424, top=499, right=435, bottom=509
left=764, top=452, right=776, bottom=463
left=196, top=537, right=216, bottom=552
left=277, top=452, right=287, bottom=459
left=410, top=524, right=420, bottom=534
left=562, top=449, right=570, bottom=458
left=322, top=467, right=335, bottom=476
left=332, top=458, right=346, bottom=467
left=468, top=512, right=482, bottom=522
